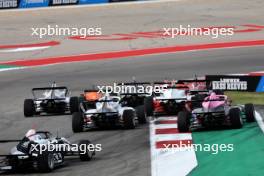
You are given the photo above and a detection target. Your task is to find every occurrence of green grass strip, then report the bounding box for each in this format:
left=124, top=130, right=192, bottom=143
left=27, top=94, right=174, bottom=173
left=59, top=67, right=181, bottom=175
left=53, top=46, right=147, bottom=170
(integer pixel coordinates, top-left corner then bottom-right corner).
left=225, top=91, right=264, bottom=105
left=190, top=123, right=264, bottom=176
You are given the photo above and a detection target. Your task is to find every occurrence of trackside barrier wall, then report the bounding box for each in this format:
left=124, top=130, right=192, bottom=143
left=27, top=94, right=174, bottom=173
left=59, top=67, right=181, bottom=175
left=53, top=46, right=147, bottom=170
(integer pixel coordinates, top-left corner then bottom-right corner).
left=205, top=75, right=264, bottom=92
left=0, top=0, right=137, bottom=9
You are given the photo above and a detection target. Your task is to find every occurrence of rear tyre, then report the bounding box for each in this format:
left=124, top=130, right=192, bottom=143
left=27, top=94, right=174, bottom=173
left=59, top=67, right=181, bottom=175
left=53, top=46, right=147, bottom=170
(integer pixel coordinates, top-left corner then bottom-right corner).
left=24, top=99, right=35, bottom=117
left=37, top=151, right=55, bottom=173
left=229, top=108, right=243, bottom=129
left=144, top=97, right=153, bottom=116
left=72, top=112, right=84, bottom=133
left=178, top=111, right=190, bottom=132
left=78, top=140, right=94, bottom=161
left=136, top=105, right=147, bottom=124
left=245, top=103, right=255, bottom=122
left=123, top=110, right=136, bottom=129
left=70, top=97, right=79, bottom=114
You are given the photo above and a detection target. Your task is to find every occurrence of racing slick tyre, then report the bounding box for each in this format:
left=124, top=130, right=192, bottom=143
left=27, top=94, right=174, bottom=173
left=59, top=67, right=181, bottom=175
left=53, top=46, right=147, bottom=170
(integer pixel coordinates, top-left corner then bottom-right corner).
left=144, top=97, right=153, bottom=116
left=72, top=112, right=84, bottom=133
left=123, top=110, right=136, bottom=129
left=178, top=111, right=190, bottom=132
left=136, top=105, right=147, bottom=124
left=37, top=151, right=55, bottom=173
left=24, top=99, right=35, bottom=117
left=70, top=96, right=80, bottom=114
left=78, top=140, right=95, bottom=161
left=230, top=108, right=243, bottom=129
left=245, top=103, right=255, bottom=122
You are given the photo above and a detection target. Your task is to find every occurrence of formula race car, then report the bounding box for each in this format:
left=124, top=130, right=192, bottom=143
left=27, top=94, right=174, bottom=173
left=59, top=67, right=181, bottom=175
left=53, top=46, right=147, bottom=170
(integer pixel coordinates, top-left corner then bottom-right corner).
left=72, top=94, right=145, bottom=132
left=0, top=129, right=95, bottom=173
left=143, top=79, right=214, bottom=117
left=178, top=92, right=256, bottom=132
left=69, top=89, right=104, bottom=114
left=144, top=84, right=189, bottom=117
left=24, top=83, right=75, bottom=117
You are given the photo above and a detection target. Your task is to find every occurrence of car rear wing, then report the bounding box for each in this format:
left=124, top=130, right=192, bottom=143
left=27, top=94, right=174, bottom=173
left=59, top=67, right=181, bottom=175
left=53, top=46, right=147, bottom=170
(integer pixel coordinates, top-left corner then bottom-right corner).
left=117, top=82, right=151, bottom=85
left=189, top=90, right=210, bottom=95
left=80, top=99, right=118, bottom=112
left=190, top=98, right=226, bottom=103
left=0, top=140, right=21, bottom=143
left=32, top=86, right=68, bottom=91
left=84, top=89, right=99, bottom=92
left=192, top=111, right=225, bottom=115
left=82, top=111, right=119, bottom=116
left=155, top=98, right=188, bottom=101
left=82, top=99, right=117, bottom=103
left=32, top=86, right=68, bottom=99
left=164, top=85, right=190, bottom=89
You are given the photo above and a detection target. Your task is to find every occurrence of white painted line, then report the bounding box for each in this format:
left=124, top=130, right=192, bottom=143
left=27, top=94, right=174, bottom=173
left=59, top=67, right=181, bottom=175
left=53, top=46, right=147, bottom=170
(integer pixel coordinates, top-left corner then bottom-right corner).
left=0, top=67, right=25, bottom=72
left=0, top=46, right=50, bottom=53
left=154, top=123, right=177, bottom=129
left=156, top=116, right=178, bottom=121
left=154, top=133, right=192, bottom=142
left=255, top=111, right=264, bottom=133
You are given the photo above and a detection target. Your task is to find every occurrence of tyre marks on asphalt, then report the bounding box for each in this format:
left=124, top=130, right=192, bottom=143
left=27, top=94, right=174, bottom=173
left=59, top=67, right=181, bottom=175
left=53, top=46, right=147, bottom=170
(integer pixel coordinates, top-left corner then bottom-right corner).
left=150, top=116, right=197, bottom=176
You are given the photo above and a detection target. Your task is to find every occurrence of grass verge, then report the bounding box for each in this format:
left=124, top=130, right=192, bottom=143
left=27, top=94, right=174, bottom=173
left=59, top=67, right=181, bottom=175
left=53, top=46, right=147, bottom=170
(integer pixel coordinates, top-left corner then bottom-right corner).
left=225, top=91, right=264, bottom=105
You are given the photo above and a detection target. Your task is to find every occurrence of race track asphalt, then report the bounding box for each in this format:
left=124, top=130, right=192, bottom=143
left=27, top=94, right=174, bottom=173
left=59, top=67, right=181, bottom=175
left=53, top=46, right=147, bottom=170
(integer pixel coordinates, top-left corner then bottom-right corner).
left=0, top=0, right=264, bottom=175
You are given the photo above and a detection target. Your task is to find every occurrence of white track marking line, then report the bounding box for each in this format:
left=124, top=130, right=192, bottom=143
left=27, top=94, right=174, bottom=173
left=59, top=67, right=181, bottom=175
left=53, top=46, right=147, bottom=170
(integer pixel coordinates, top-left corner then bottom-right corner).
left=0, top=67, right=25, bottom=72
left=0, top=46, right=50, bottom=53
left=156, top=116, right=178, bottom=121
left=154, top=133, right=192, bottom=142
left=154, top=123, right=177, bottom=129
left=255, top=111, right=264, bottom=133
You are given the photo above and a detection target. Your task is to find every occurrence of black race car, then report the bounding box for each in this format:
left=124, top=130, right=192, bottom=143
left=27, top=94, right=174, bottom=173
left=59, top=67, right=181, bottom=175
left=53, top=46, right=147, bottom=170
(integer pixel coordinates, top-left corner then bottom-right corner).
left=0, top=130, right=95, bottom=173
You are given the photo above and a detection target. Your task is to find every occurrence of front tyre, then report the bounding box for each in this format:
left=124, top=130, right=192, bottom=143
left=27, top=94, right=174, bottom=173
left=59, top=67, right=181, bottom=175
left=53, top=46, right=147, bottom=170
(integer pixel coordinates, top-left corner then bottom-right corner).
left=78, top=140, right=95, bottom=161
left=136, top=105, right=147, bottom=124
left=123, top=110, right=136, bottom=129
left=178, top=111, right=190, bottom=132
left=70, top=96, right=80, bottom=114
left=24, top=99, right=35, bottom=117
left=72, top=112, right=84, bottom=133
left=245, top=103, right=255, bottom=122
left=230, top=108, right=243, bottom=129
left=144, top=97, right=153, bottom=116
left=37, top=151, right=55, bottom=173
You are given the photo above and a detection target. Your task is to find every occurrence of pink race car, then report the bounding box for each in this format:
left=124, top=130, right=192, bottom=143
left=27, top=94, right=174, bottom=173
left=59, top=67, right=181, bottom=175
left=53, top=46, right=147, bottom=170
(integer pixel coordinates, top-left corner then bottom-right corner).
left=178, top=92, right=255, bottom=132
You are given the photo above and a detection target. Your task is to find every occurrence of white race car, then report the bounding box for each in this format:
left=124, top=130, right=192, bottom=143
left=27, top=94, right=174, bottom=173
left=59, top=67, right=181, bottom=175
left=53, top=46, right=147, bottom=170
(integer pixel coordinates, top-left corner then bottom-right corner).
left=72, top=94, right=143, bottom=132
left=24, top=83, right=79, bottom=117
